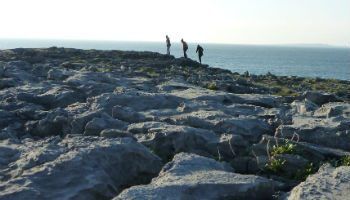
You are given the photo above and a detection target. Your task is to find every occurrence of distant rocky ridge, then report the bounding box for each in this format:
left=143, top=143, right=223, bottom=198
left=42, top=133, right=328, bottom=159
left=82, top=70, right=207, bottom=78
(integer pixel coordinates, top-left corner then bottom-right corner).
left=0, top=47, right=349, bottom=200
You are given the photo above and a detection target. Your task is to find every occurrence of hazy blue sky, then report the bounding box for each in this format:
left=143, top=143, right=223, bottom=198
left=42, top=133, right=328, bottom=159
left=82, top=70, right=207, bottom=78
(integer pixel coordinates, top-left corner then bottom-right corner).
left=0, top=0, right=349, bottom=45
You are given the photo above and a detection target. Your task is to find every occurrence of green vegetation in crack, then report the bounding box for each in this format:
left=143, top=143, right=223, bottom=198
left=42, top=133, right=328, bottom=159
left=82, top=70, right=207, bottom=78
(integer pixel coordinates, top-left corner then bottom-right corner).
left=206, top=82, right=218, bottom=90
left=270, top=141, right=297, bottom=157
left=137, top=67, right=160, bottom=77
left=265, top=158, right=286, bottom=174
left=294, top=162, right=318, bottom=181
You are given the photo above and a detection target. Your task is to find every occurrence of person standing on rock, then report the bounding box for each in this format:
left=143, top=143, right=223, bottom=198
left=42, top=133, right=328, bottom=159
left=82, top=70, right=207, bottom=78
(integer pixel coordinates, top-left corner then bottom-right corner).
left=166, top=35, right=171, bottom=55
left=196, top=44, right=204, bottom=64
left=181, top=38, right=188, bottom=58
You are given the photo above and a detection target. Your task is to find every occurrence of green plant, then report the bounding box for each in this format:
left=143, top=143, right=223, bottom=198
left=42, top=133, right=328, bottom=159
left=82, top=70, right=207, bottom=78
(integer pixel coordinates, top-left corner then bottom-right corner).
left=340, top=156, right=350, bottom=166
left=265, top=158, right=286, bottom=173
left=270, top=142, right=296, bottom=156
left=206, top=82, right=218, bottom=90
left=330, top=156, right=350, bottom=167
left=137, top=67, right=159, bottom=77
left=294, top=162, right=317, bottom=181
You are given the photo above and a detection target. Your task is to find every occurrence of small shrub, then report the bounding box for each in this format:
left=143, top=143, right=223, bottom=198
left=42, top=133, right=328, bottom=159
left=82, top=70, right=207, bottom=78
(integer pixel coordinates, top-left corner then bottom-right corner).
left=206, top=82, right=218, bottom=90
left=294, top=162, right=318, bottom=181
left=265, top=158, right=286, bottom=173
left=341, top=156, right=350, bottom=166
left=270, top=142, right=296, bottom=156
left=330, top=156, right=350, bottom=167
left=137, top=67, right=159, bottom=77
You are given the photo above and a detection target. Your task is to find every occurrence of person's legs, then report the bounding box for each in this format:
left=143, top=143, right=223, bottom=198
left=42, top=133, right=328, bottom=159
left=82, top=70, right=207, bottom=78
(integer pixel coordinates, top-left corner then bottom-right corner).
left=167, top=46, right=170, bottom=55
left=199, top=55, right=202, bottom=64
left=184, top=50, right=187, bottom=58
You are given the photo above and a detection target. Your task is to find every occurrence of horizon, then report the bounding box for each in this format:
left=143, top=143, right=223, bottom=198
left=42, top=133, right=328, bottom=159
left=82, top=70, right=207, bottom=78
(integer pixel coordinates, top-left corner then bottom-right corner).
left=0, top=38, right=349, bottom=49
left=0, top=0, right=349, bottom=46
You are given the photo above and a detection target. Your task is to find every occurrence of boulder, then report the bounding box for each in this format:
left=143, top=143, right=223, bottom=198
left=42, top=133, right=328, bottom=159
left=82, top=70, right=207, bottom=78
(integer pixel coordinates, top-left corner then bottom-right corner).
left=314, top=102, right=350, bottom=118
left=276, top=119, right=350, bottom=151
left=112, top=105, right=147, bottom=123
left=89, top=92, right=183, bottom=113
left=0, top=136, right=162, bottom=200
left=127, top=121, right=171, bottom=134
left=285, top=164, right=350, bottom=200
left=47, top=68, right=72, bottom=81
left=84, top=114, right=128, bottom=136
left=100, top=129, right=135, bottom=139
left=70, top=109, right=104, bottom=135
left=17, top=86, right=83, bottom=109
left=115, top=153, right=278, bottom=200
left=300, top=91, right=341, bottom=106
left=3, top=61, right=38, bottom=84
left=25, top=108, right=69, bottom=137
left=214, top=117, right=272, bottom=142
left=290, top=100, right=318, bottom=115
left=136, top=125, right=219, bottom=161
left=0, top=110, right=17, bottom=129
left=217, top=134, right=249, bottom=160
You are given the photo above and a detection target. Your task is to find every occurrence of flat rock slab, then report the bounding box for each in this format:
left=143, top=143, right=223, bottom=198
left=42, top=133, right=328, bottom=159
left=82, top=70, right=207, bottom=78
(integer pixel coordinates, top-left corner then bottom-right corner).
left=0, top=136, right=162, bottom=200
left=114, top=153, right=277, bottom=200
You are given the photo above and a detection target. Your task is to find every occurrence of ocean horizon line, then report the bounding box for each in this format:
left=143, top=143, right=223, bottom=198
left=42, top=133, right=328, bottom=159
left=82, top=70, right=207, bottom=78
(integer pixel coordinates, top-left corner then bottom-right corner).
left=0, top=38, right=348, bottom=49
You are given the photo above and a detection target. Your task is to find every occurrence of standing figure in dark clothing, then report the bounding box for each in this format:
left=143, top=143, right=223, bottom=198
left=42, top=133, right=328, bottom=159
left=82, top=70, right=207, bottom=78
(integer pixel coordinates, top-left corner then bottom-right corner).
left=166, top=35, right=171, bottom=55
left=196, top=44, right=204, bottom=64
left=181, top=38, right=188, bottom=58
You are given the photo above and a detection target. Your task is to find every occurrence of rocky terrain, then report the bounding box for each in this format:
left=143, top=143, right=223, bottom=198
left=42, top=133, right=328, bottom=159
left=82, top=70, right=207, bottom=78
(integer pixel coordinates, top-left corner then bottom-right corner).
left=0, top=47, right=349, bottom=200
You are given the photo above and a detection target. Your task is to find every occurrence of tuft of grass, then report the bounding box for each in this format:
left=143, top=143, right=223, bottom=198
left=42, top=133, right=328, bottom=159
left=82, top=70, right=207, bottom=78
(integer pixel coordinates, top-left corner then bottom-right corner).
left=274, top=87, right=299, bottom=97
left=265, top=158, right=286, bottom=173
left=137, top=67, right=159, bottom=77
left=341, top=156, right=350, bottom=166
left=294, top=162, right=318, bottom=181
left=206, top=82, right=218, bottom=90
left=270, top=142, right=297, bottom=156
left=330, top=155, right=350, bottom=167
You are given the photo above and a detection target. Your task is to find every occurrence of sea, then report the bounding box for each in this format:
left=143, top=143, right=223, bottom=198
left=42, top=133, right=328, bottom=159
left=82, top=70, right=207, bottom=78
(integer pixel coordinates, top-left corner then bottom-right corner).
left=1, top=39, right=349, bottom=80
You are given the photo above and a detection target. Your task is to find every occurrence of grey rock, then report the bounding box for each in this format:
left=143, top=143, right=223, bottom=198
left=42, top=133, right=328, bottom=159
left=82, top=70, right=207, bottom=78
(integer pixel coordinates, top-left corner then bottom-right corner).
left=0, top=136, right=162, bottom=200
left=290, top=100, right=318, bottom=115
left=25, top=108, right=69, bottom=137
left=47, top=68, right=72, bottom=81
left=70, top=109, right=104, bottom=135
left=3, top=61, right=38, bottom=84
left=89, top=92, right=183, bottom=113
left=300, top=91, right=341, bottom=106
left=276, top=119, right=350, bottom=151
left=14, top=103, right=45, bottom=120
left=127, top=121, right=171, bottom=134
left=112, top=105, right=147, bottom=123
left=253, top=135, right=350, bottom=165
left=16, top=86, right=83, bottom=109
left=285, top=164, right=350, bottom=200
left=214, top=117, right=272, bottom=142
left=314, top=102, right=350, bottom=118
left=136, top=125, right=219, bottom=161
left=217, top=134, right=249, bottom=160
left=0, top=110, right=16, bottom=129
left=0, top=64, right=4, bottom=77
left=100, top=129, right=135, bottom=139
left=84, top=114, right=128, bottom=136
left=273, top=154, right=309, bottom=177
left=115, top=153, right=277, bottom=200
left=0, top=78, right=17, bottom=89
left=64, top=72, right=118, bottom=97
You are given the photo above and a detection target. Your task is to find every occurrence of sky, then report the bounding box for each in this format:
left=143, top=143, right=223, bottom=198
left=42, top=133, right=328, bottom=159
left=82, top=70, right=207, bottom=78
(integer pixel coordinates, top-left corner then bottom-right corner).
left=0, top=0, right=349, bottom=46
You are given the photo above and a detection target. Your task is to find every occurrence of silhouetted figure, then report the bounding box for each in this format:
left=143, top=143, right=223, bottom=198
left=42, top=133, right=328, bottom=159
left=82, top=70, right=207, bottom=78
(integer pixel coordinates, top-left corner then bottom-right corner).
left=166, top=35, right=171, bottom=55
left=196, top=45, right=204, bottom=64
left=181, top=38, right=188, bottom=58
